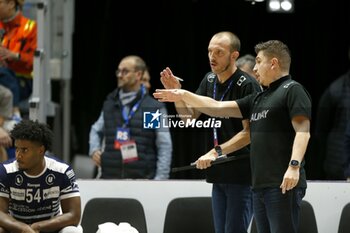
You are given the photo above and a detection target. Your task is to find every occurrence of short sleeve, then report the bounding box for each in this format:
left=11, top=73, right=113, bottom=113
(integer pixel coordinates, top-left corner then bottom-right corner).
left=286, top=84, right=312, bottom=120
left=235, top=93, right=256, bottom=119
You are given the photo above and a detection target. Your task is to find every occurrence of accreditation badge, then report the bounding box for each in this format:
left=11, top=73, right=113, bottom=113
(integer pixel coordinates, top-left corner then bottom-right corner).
left=114, top=127, right=130, bottom=150
left=120, top=140, right=138, bottom=163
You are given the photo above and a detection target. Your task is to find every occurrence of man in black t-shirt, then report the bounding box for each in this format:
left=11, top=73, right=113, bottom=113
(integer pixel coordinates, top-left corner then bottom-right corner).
left=160, top=31, right=261, bottom=233
left=154, top=40, right=311, bottom=233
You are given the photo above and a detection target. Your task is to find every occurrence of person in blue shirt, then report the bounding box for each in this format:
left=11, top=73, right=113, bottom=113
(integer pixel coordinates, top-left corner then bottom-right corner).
left=0, top=119, right=82, bottom=233
left=89, top=55, right=172, bottom=179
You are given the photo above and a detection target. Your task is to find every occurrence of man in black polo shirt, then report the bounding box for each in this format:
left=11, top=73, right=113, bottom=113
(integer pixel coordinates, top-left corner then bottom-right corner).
left=154, top=40, right=311, bottom=233
left=159, top=31, right=261, bottom=233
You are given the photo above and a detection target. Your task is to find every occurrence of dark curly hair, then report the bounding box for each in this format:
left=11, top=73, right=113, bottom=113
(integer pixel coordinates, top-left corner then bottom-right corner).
left=10, top=120, right=53, bottom=151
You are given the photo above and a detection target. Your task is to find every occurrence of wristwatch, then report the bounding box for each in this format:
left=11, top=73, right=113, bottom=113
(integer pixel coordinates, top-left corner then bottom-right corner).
left=289, top=160, right=300, bottom=168
left=214, top=145, right=222, bottom=157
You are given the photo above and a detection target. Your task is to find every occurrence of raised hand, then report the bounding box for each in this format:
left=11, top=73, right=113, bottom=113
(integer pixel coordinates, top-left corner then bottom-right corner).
left=160, top=67, right=182, bottom=89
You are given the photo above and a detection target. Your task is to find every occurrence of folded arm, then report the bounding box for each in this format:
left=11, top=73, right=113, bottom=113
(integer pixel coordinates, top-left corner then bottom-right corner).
left=31, top=196, right=81, bottom=232
left=0, top=197, right=36, bottom=233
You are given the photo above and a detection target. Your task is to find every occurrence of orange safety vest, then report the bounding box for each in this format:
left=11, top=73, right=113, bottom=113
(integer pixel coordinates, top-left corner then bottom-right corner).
left=0, top=12, right=37, bottom=79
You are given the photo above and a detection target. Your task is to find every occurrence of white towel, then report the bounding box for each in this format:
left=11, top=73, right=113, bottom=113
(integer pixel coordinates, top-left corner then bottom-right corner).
left=96, top=222, right=139, bottom=233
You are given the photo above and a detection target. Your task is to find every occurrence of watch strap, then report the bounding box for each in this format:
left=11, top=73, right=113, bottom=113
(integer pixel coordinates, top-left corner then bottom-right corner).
left=214, top=145, right=222, bottom=157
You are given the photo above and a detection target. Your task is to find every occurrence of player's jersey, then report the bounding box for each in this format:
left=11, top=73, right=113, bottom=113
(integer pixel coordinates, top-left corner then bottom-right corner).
left=0, top=155, right=80, bottom=224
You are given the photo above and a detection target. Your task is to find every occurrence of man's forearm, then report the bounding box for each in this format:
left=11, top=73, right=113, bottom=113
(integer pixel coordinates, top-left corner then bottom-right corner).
left=220, top=130, right=250, bottom=155
left=181, top=90, right=241, bottom=118
left=154, top=89, right=242, bottom=118
left=0, top=212, right=31, bottom=233
left=290, top=132, right=310, bottom=163
left=174, top=100, right=201, bottom=120
left=31, top=212, right=79, bottom=232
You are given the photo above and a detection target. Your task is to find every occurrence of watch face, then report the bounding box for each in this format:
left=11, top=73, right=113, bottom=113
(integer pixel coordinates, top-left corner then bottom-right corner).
left=214, top=146, right=222, bottom=155
left=290, top=160, right=299, bottom=166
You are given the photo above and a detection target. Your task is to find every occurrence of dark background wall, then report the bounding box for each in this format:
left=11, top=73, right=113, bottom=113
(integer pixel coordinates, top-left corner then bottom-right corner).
left=71, top=0, right=350, bottom=179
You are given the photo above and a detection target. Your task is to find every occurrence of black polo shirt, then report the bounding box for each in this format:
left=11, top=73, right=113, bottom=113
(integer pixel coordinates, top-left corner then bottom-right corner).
left=236, top=75, right=312, bottom=190
left=196, top=69, right=261, bottom=184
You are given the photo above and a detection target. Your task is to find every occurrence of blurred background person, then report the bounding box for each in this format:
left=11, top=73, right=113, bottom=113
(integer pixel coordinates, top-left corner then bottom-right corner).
left=314, top=44, right=350, bottom=180
left=89, top=55, right=173, bottom=179
left=236, top=54, right=257, bottom=80
left=0, top=84, right=13, bottom=161
left=0, top=0, right=37, bottom=121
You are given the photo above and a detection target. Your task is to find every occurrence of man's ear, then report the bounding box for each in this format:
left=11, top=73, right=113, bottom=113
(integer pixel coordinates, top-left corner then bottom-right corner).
left=39, top=145, right=46, bottom=155
left=135, top=70, right=144, bottom=81
left=232, top=51, right=240, bottom=61
left=271, top=57, right=279, bottom=70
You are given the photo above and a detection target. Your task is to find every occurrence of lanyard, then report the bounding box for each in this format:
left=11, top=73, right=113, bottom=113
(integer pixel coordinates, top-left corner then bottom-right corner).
left=121, top=84, right=146, bottom=127
left=212, top=77, right=234, bottom=146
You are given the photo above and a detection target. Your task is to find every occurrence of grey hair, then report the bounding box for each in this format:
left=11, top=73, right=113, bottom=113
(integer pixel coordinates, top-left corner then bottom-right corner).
left=236, top=54, right=255, bottom=70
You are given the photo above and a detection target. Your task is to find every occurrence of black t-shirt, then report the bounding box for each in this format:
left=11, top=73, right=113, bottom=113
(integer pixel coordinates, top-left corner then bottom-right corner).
left=196, top=69, right=261, bottom=184
left=236, top=75, right=312, bottom=189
